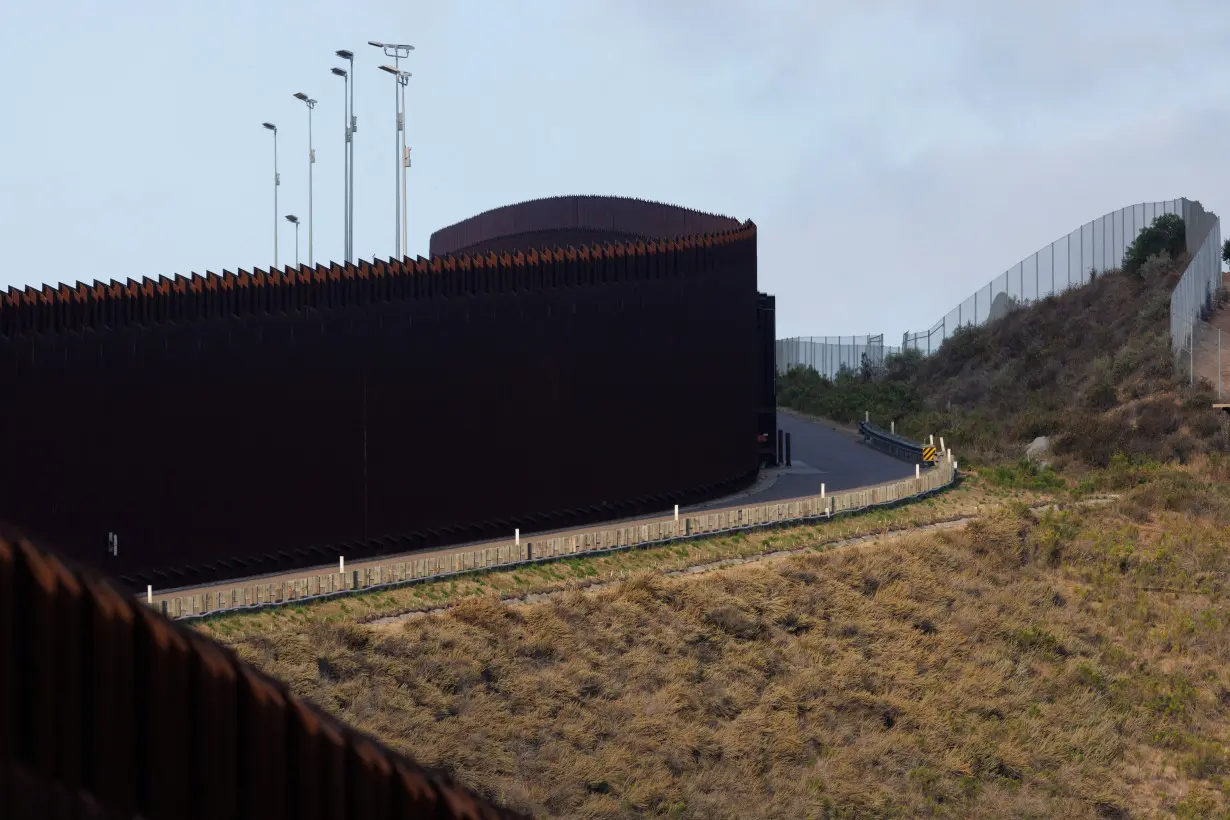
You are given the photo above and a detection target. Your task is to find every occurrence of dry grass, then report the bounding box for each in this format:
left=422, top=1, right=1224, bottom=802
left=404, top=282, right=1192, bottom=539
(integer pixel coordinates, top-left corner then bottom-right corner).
left=195, top=475, right=1043, bottom=641
left=201, top=464, right=1228, bottom=819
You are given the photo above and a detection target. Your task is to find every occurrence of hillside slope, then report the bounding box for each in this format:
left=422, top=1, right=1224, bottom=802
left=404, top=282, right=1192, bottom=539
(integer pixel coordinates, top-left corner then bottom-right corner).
left=208, top=466, right=1230, bottom=819
left=779, top=253, right=1227, bottom=468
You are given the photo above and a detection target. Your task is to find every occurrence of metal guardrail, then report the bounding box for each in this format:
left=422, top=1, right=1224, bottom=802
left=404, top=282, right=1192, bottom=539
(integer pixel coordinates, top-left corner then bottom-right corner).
left=858, top=421, right=940, bottom=464
left=155, top=454, right=959, bottom=623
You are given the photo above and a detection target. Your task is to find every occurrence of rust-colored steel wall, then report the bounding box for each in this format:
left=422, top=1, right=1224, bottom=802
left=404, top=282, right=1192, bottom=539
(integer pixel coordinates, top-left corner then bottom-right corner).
left=429, top=195, right=744, bottom=257
left=0, top=222, right=760, bottom=591
left=0, top=529, right=530, bottom=819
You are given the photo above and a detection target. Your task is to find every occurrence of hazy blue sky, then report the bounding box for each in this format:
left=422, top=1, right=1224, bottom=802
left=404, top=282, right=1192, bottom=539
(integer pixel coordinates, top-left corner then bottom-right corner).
left=3, top=0, right=1230, bottom=340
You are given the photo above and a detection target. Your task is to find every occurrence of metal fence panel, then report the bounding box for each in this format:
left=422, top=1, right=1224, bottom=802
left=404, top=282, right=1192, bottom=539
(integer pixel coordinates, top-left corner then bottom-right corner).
left=784, top=199, right=1221, bottom=387
left=898, top=199, right=1218, bottom=356
left=775, top=334, right=900, bottom=378
left=1173, top=206, right=1223, bottom=385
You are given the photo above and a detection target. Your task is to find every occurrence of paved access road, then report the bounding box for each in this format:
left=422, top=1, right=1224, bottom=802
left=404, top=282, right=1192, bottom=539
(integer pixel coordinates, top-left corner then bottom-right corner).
left=149, top=409, right=920, bottom=603
left=689, top=410, right=919, bottom=510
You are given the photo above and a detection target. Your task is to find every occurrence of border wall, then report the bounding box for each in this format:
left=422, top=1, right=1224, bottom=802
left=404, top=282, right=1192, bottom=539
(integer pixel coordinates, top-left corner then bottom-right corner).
left=0, top=221, right=762, bottom=593
left=0, top=529, right=530, bottom=819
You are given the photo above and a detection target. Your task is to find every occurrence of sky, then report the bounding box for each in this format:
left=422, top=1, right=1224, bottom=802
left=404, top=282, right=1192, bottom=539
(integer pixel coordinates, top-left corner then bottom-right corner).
left=3, top=0, right=1230, bottom=341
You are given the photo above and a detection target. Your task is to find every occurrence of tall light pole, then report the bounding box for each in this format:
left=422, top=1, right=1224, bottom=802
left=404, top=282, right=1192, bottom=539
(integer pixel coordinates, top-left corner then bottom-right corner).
left=285, top=214, right=301, bottom=268
left=379, top=65, right=411, bottom=258
left=262, top=122, right=279, bottom=269
left=331, top=67, right=349, bottom=264
left=336, top=49, right=356, bottom=263
left=293, top=93, right=317, bottom=269
left=369, top=41, right=414, bottom=259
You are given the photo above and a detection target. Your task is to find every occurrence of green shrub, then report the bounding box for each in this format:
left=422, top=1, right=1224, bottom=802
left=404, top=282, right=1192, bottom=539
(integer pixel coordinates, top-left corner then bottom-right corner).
left=1123, top=213, right=1185, bottom=278
left=984, top=458, right=1066, bottom=492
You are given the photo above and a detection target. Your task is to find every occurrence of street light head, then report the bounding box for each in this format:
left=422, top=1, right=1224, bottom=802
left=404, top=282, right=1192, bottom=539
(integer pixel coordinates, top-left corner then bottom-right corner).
left=294, top=92, right=308, bottom=101
left=367, top=41, right=384, bottom=48
left=379, top=64, right=397, bottom=75
left=336, top=49, right=354, bottom=59
left=331, top=67, right=348, bottom=77
left=262, top=122, right=276, bottom=131
left=285, top=215, right=299, bottom=224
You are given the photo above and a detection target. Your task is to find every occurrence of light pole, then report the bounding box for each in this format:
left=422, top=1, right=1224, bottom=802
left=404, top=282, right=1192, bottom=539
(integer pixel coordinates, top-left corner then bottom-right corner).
left=379, top=65, right=411, bottom=258
left=331, top=67, right=349, bottom=263
left=262, top=122, right=279, bottom=269
left=285, top=214, right=301, bottom=268
left=293, top=93, right=317, bottom=269
left=369, top=41, right=414, bottom=259
left=336, top=49, right=356, bottom=263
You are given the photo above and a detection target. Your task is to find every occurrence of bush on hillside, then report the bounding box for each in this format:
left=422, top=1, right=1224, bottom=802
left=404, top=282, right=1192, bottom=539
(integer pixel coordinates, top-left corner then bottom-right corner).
left=884, top=348, right=925, bottom=382
left=1222, top=237, right=1230, bottom=265
left=776, top=365, right=922, bottom=426
left=1122, top=213, right=1185, bottom=278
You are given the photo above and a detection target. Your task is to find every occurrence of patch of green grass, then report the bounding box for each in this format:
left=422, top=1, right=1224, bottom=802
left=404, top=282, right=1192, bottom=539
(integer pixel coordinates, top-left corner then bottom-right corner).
left=984, top=457, right=1067, bottom=492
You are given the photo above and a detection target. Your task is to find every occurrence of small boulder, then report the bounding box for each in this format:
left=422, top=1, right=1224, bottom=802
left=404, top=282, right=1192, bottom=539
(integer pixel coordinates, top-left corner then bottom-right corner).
left=1025, top=436, right=1051, bottom=461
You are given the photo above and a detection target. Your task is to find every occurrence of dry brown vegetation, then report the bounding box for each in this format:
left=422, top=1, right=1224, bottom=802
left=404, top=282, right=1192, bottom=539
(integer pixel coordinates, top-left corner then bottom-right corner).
left=198, top=478, right=1026, bottom=642
left=204, top=460, right=1228, bottom=819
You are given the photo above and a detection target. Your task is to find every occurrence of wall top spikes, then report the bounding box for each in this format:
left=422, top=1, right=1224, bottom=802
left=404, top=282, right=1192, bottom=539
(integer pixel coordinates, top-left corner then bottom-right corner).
left=0, top=221, right=756, bottom=339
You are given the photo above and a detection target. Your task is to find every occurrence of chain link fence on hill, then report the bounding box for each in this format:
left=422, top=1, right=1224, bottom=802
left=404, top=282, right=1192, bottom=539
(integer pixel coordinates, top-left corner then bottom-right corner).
left=1171, top=203, right=1224, bottom=387
left=901, top=199, right=1211, bottom=354
left=779, top=199, right=1223, bottom=390
left=775, top=334, right=901, bottom=378
left=1189, top=287, right=1230, bottom=396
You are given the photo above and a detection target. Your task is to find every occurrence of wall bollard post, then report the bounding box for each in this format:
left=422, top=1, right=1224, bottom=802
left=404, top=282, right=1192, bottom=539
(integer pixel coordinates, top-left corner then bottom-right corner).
left=916, top=464, right=920, bottom=479
left=939, top=436, right=945, bottom=454
left=340, top=556, right=345, bottom=574
left=147, top=585, right=152, bottom=605
left=821, top=483, right=825, bottom=498
left=515, top=528, right=520, bottom=546
left=891, top=420, right=895, bottom=435
left=674, top=504, right=679, bottom=522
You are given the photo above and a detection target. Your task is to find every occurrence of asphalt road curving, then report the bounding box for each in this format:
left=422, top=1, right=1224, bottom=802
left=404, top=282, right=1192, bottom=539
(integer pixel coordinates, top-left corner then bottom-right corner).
left=688, top=410, right=919, bottom=510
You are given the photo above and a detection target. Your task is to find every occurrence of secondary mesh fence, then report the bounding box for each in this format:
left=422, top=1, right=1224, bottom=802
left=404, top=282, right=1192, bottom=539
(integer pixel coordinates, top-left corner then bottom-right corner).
left=775, top=334, right=900, bottom=378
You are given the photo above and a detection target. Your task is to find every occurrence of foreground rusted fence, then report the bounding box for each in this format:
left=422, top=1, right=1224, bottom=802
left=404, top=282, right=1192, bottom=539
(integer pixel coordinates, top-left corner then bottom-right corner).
left=154, top=457, right=958, bottom=622
left=0, top=530, right=529, bottom=819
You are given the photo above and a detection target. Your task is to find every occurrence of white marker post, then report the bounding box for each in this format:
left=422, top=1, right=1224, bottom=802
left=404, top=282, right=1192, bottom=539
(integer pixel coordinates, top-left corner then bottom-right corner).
left=891, top=421, right=895, bottom=435
left=515, top=528, right=520, bottom=546
left=864, top=411, right=869, bottom=423
left=916, top=464, right=920, bottom=478
left=929, top=434, right=934, bottom=447
left=339, top=556, right=345, bottom=574
left=147, top=585, right=152, bottom=605
left=821, top=483, right=825, bottom=498
left=939, top=436, right=945, bottom=454
left=674, top=504, right=679, bottom=522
